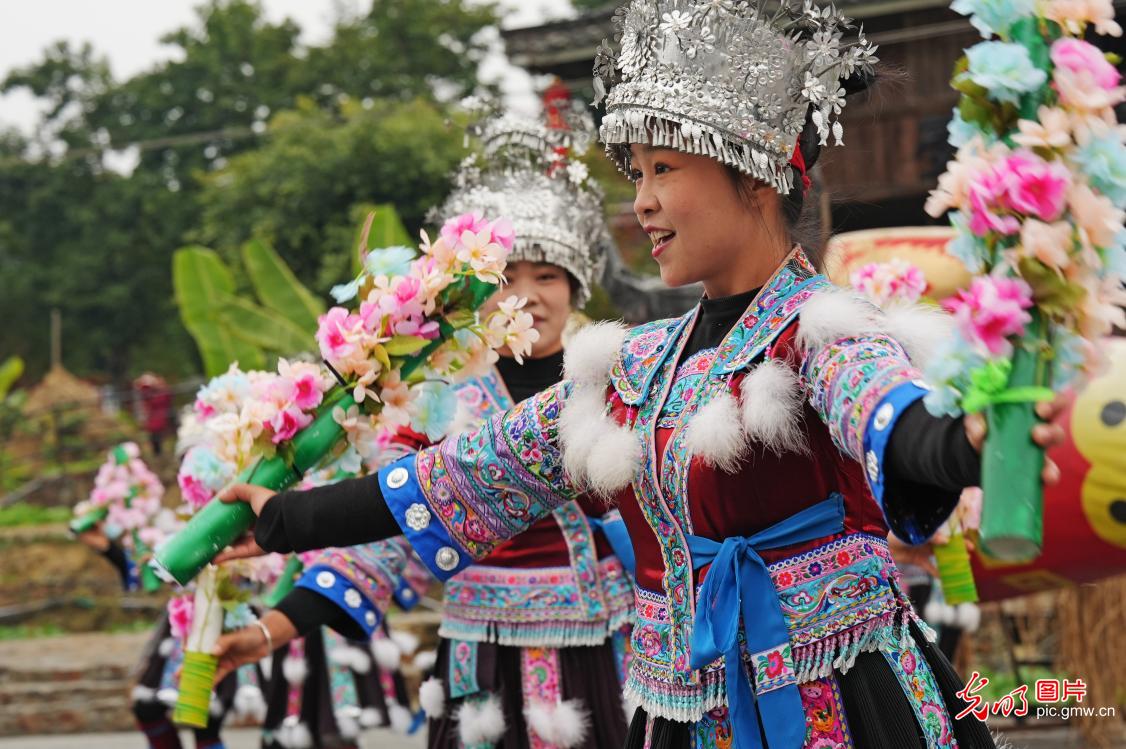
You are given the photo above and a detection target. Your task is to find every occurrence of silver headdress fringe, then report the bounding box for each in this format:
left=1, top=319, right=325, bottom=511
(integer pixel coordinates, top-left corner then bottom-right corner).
left=432, top=100, right=609, bottom=307
left=596, top=0, right=879, bottom=194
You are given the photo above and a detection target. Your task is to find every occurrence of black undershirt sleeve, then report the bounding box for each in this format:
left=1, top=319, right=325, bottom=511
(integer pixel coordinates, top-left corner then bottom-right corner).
left=254, top=473, right=398, bottom=554
left=100, top=541, right=132, bottom=588
left=274, top=587, right=366, bottom=640
left=884, top=400, right=981, bottom=492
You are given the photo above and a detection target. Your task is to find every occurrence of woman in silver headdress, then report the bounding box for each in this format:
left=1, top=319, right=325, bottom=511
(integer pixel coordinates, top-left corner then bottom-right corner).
left=219, top=3, right=1067, bottom=747
left=213, top=107, right=635, bottom=749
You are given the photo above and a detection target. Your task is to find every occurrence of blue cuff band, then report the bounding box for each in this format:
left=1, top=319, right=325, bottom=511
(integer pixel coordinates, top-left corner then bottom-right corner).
left=393, top=577, right=421, bottom=611
left=296, top=564, right=382, bottom=637
left=380, top=456, right=472, bottom=582
left=862, top=381, right=942, bottom=544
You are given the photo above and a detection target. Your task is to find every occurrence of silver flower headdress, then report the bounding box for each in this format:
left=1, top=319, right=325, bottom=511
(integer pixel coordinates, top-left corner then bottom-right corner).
left=596, top=0, right=878, bottom=193
left=432, top=101, right=610, bottom=307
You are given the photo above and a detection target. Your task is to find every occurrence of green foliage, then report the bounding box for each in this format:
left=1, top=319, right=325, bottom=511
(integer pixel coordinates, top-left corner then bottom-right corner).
left=173, top=246, right=265, bottom=375
left=0, top=357, right=22, bottom=400
left=0, top=503, right=72, bottom=528
left=241, top=239, right=324, bottom=333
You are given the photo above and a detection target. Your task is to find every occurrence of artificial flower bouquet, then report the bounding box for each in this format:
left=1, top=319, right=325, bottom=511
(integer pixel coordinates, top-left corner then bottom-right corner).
left=70, top=442, right=166, bottom=591
left=152, top=210, right=533, bottom=585
left=924, top=0, right=1124, bottom=561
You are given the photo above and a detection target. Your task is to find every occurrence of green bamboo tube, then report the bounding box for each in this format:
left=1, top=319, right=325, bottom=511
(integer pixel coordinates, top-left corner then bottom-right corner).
left=263, top=555, right=304, bottom=608
left=979, top=312, right=1051, bottom=562
left=152, top=390, right=354, bottom=585
left=934, top=531, right=979, bottom=605
left=68, top=505, right=108, bottom=535
left=172, top=651, right=219, bottom=727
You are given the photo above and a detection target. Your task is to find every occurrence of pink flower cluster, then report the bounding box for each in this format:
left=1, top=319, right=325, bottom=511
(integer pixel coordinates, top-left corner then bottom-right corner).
left=849, top=259, right=929, bottom=306
left=85, top=443, right=164, bottom=542
left=966, top=151, right=1071, bottom=236
left=167, top=593, right=194, bottom=640
left=1051, top=38, right=1125, bottom=113
left=943, top=277, right=1034, bottom=356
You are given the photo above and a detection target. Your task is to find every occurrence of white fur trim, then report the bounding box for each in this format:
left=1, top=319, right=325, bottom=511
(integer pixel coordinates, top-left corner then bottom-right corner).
left=558, top=384, right=606, bottom=484
left=389, top=629, right=420, bottom=656
left=131, top=685, right=157, bottom=703
left=388, top=700, right=413, bottom=734
left=282, top=655, right=307, bottom=686
left=359, top=706, right=381, bottom=728
left=335, top=708, right=361, bottom=740
left=881, top=301, right=955, bottom=372
left=585, top=423, right=642, bottom=498
left=684, top=391, right=745, bottom=473
left=457, top=694, right=507, bottom=744
left=740, top=359, right=806, bottom=455
left=156, top=688, right=178, bottom=706
left=924, top=600, right=956, bottom=626
left=209, top=694, right=224, bottom=717
left=158, top=637, right=176, bottom=658
left=954, top=602, right=982, bottom=632
left=279, top=716, right=313, bottom=749
left=563, top=321, right=627, bottom=386
left=413, top=649, right=438, bottom=673
left=524, top=699, right=590, bottom=748
left=258, top=655, right=273, bottom=680
left=233, top=684, right=267, bottom=722
left=329, top=645, right=372, bottom=674
left=350, top=648, right=372, bottom=674
left=419, top=677, right=446, bottom=718
left=797, top=287, right=882, bottom=350
left=371, top=637, right=402, bottom=671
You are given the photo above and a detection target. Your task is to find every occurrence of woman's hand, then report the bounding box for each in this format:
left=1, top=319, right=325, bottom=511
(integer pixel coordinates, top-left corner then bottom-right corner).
left=212, top=610, right=297, bottom=683
left=211, top=483, right=277, bottom=563
left=76, top=528, right=110, bottom=552
left=963, top=397, right=1068, bottom=485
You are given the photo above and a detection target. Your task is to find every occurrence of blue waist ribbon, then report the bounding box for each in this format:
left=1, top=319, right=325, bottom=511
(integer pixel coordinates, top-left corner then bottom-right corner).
left=588, top=510, right=637, bottom=577
left=688, top=493, right=845, bottom=749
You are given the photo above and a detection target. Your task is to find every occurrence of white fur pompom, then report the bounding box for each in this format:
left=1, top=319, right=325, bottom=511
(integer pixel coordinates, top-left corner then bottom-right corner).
left=797, top=287, right=881, bottom=350
left=282, top=655, right=307, bottom=686
left=954, top=602, right=982, bottom=632
left=259, top=654, right=273, bottom=681
left=684, top=391, right=745, bottom=473
left=457, top=695, right=507, bottom=745
left=524, top=699, right=590, bottom=748
left=371, top=637, right=402, bottom=671
left=131, top=685, right=156, bottom=704
left=419, top=677, right=447, bottom=718
left=559, top=385, right=606, bottom=483
left=564, top=321, right=627, bottom=386
left=924, top=600, right=956, bottom=626
left=234, top=684, right=267, bottom=722
left=335, top=708, right=361, bottom=740
left=279, top=716, right=313, bottom=749
left=388, top=701, right=414, bottom=734
left=413, top=649, right=438, bottom=673
left=156, top=688, right=178, bottom=706
left=209, top=694, right=224, bottom=717
left=359, top=707, right=381, bottom=728
left=585, top=423, right=642, bottom=498
left=881, top=301, right=955, bottom=372
left=348, top=647, right=372, bottom=674
left=158, top=637, right=176, bottom=658
left=390, top=629, right=420, bottom=656
left=740, top=360, right=805, bottom=455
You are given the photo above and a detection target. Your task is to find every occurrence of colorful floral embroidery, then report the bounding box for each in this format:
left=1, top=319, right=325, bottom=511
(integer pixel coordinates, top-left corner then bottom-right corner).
left=800, top=676, right=853, bottom=748
left=449, top=639, right=480, bottom=699
left=324, top=629, right=360, bottom=710
left=693, top=706, right=734, bottom=749
left=881, top=636, right=956, bottom=748
left=750, top=643, right=797, bottom=694
left=439, top=556, right=634, bottom=647
left=521, top=647, right=562, bottom=749
left=551, top=502, right=606, bottom=619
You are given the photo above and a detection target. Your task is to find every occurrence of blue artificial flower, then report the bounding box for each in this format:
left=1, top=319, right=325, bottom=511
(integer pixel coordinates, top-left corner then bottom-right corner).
left=947, top=212, right=988, bottom=273
left=410, top=382, right=458, bottom=441
left=197, top=369, right=250, bottom=405
left=963, top=42, right=1047, bottom=105
left=1074, top=134, right=1126, bottom=209
left=1103, top=229, right=1126, bottom=278
left=1050, top=326, right=1087, bottom=388
left=364, top=245, right=416, bottom=279
left=922, top=338, right=987, bottom=417
left=947, top=108, right=994, bottom=148
left=224, top=602, right=256, bottom=630
left=951, top=0, right=1036, bottom=37
left=184, top=447, right=235, bottom=491
left=330, top=278, right=361, bottom=303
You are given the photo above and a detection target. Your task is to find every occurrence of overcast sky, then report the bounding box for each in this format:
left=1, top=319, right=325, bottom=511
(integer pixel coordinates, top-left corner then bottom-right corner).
left=0, top=0, right=576, bottom=137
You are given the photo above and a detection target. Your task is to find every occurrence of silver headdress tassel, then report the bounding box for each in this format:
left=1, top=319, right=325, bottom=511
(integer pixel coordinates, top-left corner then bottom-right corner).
left=432, top=99, right=609, bottom=307
left=596, top=0, right=879, bottom=194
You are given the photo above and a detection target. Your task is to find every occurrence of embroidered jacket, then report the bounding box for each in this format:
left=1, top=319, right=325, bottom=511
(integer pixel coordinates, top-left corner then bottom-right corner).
left=380, top=249, right=962, bottom=742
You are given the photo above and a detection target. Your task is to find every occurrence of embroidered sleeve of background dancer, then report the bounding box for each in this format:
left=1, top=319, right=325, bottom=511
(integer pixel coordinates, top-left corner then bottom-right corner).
left=293, top=536, right=413, bottom=637
left=378, top=381, right=578, bottom=580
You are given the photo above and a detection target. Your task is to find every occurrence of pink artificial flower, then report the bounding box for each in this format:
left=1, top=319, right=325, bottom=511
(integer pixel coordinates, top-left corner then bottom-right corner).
left=269, top=406, right=314, bottom=444
left=177, top=472, right=212, bottom=511
left=850, top=259, right=928, bottom=306
left=316, top=307, right=361, bottom=362
left=1052, top=39, right=1121, bottom=90
left=167, top=595, right=194, bottom=641
left=440, top=211, right=489, bottom=249
left=488, top=217, right=515, bottom=253
left=291, top=373, right=324, bottom=411
left=943, top=276, right=1034, bottom=356
left=966, top=151, right=1070, bottom=235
